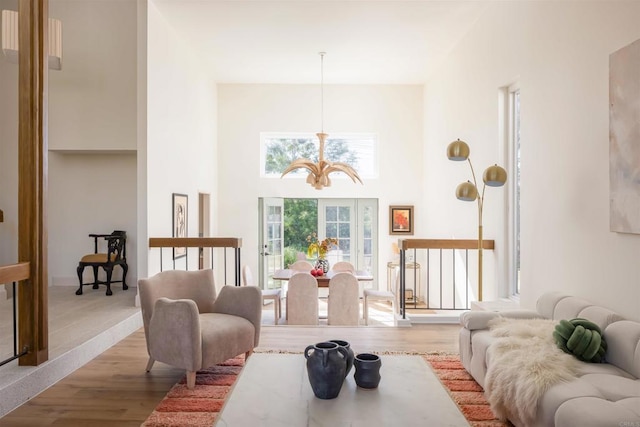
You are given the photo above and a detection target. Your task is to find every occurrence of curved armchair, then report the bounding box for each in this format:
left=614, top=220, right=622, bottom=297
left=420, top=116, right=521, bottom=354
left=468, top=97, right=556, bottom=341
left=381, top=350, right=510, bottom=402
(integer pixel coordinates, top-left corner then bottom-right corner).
left=138, top=269, right=261, bottom=389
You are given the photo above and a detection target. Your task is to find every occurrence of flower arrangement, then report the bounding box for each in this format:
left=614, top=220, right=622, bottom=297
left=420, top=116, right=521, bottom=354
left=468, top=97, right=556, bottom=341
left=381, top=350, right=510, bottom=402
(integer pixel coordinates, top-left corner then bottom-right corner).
left=306, top=232, right=338, bottom=260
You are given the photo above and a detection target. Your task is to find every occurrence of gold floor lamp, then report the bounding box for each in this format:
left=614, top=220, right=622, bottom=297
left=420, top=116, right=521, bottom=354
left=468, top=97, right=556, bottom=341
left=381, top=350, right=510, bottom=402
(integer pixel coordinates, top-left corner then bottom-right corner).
left=447, top=139, right=507, bottom=301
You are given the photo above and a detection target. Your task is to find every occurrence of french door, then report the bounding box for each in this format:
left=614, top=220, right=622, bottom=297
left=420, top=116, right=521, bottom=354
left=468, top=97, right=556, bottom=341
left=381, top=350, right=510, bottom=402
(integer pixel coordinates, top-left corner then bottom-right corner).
left=259, top=198, right=378, bottom=290
left=259, top=198, right=284, bottom=290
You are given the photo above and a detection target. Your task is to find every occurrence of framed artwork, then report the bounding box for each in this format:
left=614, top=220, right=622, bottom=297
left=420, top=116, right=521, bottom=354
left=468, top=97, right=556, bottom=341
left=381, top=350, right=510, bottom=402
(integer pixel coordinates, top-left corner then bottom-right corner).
left=172, top=193, right=188, bottom=259
left=389, top=205, right=414, bottom=235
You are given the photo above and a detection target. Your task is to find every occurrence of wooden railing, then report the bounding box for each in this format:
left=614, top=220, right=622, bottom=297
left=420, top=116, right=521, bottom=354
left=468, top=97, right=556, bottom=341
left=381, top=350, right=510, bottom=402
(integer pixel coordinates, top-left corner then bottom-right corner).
left=397, top=239, right=495, bottom=318
left=0, top=262, right=30, bottom=367
left=148, top=237, right=242, bottom=286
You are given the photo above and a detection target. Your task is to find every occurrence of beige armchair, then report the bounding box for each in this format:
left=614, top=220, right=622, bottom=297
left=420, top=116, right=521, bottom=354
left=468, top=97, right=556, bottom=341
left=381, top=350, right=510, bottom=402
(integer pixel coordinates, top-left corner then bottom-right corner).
left=138, top=269, right=261, bottom=389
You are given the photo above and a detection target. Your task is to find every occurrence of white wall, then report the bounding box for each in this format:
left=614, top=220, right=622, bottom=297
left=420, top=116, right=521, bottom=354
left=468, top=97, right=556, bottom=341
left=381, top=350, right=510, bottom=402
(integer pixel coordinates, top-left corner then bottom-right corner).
left=48, top=152, right=137, bottom=287
left=424, top=1, right=640, bottom=320
left=46, top=0, right=139, bottom=289
left=217, top=84, right=424, bottom=286
left=146, top=1, right=217, bottom=276
left=49, top=0, right=137, bottom=151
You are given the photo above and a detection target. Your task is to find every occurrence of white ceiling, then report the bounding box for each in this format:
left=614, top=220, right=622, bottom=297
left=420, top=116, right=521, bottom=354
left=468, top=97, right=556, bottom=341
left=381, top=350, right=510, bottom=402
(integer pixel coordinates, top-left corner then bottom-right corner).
left=154, top=1, right=489, bottom=84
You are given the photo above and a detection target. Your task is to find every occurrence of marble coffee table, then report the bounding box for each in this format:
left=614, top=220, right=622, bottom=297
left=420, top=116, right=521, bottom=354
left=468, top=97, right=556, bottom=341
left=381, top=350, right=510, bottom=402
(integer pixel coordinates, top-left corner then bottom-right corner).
left=215, top=353, right=469, bottom=426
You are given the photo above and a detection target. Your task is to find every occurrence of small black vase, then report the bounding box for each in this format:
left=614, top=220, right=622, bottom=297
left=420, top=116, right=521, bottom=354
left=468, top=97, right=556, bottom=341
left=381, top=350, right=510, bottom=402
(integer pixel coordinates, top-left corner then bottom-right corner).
left=329, top=339, right=355, bottom=378
left=354, top=353, right=381, bottom=389
left=304, top=342, right=348, bottom=399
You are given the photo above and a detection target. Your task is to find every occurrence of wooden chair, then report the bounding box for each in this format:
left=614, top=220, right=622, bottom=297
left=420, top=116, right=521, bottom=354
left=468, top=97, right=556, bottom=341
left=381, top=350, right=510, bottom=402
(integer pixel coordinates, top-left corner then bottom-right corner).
left=286, top=273, right=318, bottom=325
left=242, top=265, right=282, bottom=325
left=327, top=272, right=360, bottom=325
left=76, top=230, right=128, bottom=296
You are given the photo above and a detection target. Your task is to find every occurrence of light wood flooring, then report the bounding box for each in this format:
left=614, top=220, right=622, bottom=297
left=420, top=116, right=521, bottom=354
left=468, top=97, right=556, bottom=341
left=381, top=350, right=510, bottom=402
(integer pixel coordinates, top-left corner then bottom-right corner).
left=0, top=322, right=460, bottom=426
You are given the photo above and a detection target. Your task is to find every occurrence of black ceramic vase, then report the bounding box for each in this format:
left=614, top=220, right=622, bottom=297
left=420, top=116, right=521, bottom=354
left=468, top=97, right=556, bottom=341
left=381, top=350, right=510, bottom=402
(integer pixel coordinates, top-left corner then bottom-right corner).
left=304, top=341, right=348, bottom=399
left=354, top=353, right=382, bottom=389
left=329, top=339, right=355, bottom=378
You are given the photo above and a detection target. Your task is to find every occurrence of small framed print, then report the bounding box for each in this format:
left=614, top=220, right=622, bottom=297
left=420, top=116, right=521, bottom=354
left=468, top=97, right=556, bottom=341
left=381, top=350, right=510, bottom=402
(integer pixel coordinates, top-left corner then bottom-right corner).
left=172, top=193, right=188, bottom=259
left=389, top=205, right=414, bottom=235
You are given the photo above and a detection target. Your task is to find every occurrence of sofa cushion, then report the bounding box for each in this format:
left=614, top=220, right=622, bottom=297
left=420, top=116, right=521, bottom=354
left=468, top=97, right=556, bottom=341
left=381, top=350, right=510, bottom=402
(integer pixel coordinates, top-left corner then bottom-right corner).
left=554, top=396, right=640, bottom=427
left=604, top=320, right=640, bottom=378
left=536, top=292, right=570, bottom=319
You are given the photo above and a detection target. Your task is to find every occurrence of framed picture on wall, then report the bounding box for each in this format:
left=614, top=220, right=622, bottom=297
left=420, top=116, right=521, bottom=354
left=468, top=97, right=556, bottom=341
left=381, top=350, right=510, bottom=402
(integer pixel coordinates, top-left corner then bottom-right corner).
left=172, top=193, right=188, bottom=259
left=389, top=205, right=414, bottom=235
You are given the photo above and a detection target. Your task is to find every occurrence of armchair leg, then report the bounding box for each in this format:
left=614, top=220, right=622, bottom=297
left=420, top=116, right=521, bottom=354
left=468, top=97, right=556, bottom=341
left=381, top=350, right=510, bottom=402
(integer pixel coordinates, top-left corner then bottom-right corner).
left=92, top=266, right=100, bottom=289
left=121, top=263, right=129, bottom=290
left=76, top=265, right=84, bottom=295
left=145, top=357, right=155, bottom=372
left=105, top=267, right=113, bottom=296
left=186, top=371, right=196, bottom=389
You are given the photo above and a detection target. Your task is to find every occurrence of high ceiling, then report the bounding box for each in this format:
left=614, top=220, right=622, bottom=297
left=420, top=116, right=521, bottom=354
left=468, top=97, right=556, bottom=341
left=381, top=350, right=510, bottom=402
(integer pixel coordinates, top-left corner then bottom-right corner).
left=154, top=0, right=489, bottom=84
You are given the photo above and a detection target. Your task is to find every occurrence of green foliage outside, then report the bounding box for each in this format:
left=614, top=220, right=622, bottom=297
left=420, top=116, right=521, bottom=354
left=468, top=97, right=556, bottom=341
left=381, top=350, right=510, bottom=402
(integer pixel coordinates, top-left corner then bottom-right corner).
left=283, top=199, right=318, bottom=267
left=265, top=137, right=358, bottom=175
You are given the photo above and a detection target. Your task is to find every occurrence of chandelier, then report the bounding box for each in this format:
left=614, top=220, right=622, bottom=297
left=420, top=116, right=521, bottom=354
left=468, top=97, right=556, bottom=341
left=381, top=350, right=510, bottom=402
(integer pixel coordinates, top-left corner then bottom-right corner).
left=281, top=52, right=363, bottom=190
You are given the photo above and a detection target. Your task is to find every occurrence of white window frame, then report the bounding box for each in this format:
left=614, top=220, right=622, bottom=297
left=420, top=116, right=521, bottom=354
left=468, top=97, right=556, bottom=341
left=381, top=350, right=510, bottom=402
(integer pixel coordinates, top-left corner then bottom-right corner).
left=259, top=132, right=379, bottom=179
left=507, top=83, right=521, bottom=296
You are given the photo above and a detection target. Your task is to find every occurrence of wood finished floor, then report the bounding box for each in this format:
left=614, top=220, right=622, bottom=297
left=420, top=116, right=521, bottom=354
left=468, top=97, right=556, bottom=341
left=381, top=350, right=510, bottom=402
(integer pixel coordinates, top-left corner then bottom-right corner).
left=0, top=323, right=460, bottom=426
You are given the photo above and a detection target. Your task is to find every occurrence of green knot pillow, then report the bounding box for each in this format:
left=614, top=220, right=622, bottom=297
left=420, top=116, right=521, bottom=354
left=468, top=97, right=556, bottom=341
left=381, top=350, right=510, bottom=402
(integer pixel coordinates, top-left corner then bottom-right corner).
left=553, top=318, right=607, bottom=363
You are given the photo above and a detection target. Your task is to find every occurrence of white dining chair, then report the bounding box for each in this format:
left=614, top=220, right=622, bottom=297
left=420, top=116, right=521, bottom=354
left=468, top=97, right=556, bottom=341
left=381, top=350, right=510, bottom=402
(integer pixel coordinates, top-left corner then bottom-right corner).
left=327, top=272, right=360, bottom=326
left=289, top=260, right=314, bottom=271
left=331, top=261, right=355, bottom=273
left=363, top=268, right=396, bottom=325
left=286, top=273, right=319, bottom=325
left=242, top=265, right=282, bottom=325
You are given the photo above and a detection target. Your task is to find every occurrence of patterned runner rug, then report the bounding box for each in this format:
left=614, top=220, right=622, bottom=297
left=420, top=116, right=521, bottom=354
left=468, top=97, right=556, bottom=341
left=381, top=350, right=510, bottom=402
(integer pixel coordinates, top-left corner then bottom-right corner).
left=142, top=352, right=508, bottom=426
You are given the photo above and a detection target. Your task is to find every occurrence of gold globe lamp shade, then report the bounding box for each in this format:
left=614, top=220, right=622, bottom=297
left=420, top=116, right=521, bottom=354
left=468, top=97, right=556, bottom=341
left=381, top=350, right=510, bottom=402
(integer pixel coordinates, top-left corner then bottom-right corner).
left=447, top=139, right=470, bottom=161
left=483, top=164, right=507, bottom=187
left=456, top=181, right=478, bottom=201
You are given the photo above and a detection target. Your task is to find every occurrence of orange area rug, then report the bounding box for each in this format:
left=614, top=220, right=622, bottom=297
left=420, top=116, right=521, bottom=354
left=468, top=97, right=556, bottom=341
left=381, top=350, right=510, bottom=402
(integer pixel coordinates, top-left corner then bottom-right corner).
left=141, top=356, right=245, bottom=427
left=423, top=354, right=511, bottom=427
left=142, top=352, right=509, bottom=426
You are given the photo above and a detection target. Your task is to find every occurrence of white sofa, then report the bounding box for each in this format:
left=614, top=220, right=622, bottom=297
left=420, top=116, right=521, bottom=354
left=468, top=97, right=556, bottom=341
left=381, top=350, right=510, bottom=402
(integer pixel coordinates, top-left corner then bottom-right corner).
left=459, top=292, right=640, bottom=427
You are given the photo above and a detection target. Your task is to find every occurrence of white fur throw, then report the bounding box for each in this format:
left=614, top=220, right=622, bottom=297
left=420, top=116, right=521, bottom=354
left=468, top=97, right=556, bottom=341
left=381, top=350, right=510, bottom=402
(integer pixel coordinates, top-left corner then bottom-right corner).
left=485, top=318, right=581, bottom=426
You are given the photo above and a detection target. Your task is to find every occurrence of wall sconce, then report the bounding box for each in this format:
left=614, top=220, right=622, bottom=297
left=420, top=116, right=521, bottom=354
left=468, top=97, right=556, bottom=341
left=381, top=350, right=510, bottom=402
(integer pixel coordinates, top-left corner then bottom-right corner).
left=447, top=138, right=507, bottom=301
left=1, top=9, right=63, bottom=70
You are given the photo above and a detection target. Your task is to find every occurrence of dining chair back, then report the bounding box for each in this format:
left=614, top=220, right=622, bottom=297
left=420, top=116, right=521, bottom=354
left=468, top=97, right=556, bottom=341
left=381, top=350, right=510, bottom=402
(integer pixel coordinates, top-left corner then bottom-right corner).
left=286, top=273, right=319, bottom=325
left=331, top=261, right=355, bottom=273
left=289, top=260, right=313, bottom=271
left=327, top=272, right=360, bottom=326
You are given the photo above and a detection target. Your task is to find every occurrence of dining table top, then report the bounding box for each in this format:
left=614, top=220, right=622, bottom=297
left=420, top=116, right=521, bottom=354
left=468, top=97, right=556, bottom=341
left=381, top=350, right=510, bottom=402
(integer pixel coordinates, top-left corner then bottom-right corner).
left=272, top=269, right=373, bottom=287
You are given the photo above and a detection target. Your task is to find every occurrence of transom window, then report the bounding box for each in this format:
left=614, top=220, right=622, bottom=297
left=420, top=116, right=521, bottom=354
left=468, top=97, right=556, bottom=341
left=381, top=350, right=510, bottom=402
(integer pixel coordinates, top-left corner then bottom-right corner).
left=260, top=132, right=377, bottom=179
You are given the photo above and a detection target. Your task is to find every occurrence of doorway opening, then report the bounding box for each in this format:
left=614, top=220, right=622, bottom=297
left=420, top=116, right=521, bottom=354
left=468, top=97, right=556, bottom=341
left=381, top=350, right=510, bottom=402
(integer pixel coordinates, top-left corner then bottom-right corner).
left=258, top=198, right=378, bottom=290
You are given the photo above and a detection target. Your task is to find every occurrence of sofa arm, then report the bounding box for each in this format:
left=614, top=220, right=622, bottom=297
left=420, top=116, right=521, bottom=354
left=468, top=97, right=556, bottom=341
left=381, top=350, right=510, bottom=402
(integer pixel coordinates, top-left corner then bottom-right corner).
left=460, top=311, right=501, bottom=330
left=460, top=309, right=544, bottom=330
left=148, top=297, right=202, bottom=372
left=213, top=285, right=262, bottom=346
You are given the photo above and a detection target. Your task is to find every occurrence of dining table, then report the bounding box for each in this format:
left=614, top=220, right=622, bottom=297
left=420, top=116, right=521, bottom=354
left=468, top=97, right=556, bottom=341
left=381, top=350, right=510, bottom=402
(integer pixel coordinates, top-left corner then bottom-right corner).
left=272, top=269, right=373, bottom=287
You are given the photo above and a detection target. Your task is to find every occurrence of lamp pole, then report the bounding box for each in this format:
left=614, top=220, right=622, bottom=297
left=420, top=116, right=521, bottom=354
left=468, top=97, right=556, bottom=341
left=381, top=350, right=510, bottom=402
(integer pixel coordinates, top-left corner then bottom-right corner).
left=447, top=139, right=506, bottom=302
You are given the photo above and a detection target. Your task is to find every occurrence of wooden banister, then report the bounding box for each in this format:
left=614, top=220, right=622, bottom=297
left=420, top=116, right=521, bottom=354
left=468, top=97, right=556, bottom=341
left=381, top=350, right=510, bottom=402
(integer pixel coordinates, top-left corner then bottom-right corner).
left=0, top=262, right=31, bottom=284
left=149, top=237, right=242, bottom=248
left=398, top=238, right=494, bottom=250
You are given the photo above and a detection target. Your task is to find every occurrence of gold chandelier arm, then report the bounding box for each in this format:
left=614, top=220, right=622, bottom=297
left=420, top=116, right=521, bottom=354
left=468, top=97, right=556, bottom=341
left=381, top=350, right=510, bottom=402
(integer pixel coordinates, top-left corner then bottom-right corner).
left=280, top=159, right=319, bottom=178
left=326, top=162, right=364, bottom=184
